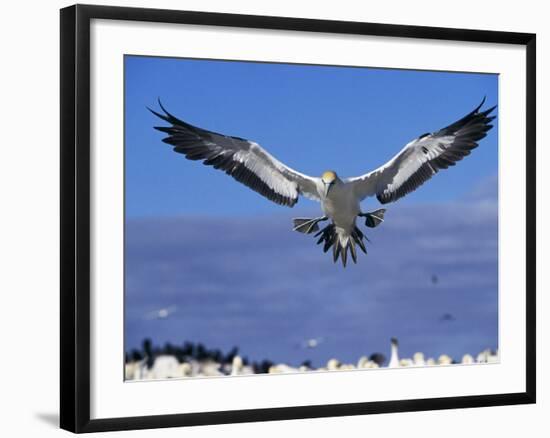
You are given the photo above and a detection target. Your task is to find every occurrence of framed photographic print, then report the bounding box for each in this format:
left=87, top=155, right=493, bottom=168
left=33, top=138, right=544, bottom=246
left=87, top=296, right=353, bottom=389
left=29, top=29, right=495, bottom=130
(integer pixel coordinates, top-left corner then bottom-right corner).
left=60, top=4, right=536, bottom=433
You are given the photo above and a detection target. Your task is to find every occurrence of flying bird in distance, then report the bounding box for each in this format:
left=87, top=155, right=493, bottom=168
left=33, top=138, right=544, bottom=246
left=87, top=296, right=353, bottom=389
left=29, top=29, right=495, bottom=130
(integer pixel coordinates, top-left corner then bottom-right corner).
left=302, top=337, right=324, bottom=349
left=144, top=305, right=177, bottom=320
left=149, top=98, right=496, bottom=267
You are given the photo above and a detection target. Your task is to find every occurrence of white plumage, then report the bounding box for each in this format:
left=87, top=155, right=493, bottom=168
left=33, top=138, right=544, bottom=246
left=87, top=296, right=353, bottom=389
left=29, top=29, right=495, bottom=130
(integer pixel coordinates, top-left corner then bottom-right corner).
left=388, top=337, right=400, bottom=368
left=151, top=98, right=496, bottom=266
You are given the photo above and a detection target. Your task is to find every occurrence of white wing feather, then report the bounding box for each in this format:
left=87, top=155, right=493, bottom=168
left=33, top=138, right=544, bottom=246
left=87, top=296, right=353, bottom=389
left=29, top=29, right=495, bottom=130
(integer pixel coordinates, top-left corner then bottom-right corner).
left=150, top=102, right=321, bottom=206
left=347, top=99, right=496, bottom=204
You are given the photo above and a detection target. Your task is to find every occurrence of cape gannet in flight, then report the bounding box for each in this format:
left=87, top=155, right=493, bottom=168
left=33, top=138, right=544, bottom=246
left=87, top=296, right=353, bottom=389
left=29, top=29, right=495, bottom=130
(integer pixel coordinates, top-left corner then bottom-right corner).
left=150, top=98, right=496, bottom=266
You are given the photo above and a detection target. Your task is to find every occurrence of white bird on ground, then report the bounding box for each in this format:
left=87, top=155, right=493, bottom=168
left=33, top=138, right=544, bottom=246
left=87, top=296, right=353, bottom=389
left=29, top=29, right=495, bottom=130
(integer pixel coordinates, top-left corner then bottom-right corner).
left=426, top=357, right=437, bottom=366
left=326, top=358, right=342, bottom=370
left=230, top=355, right=244, bottom=376
left=412, top=352, right=426, bottom=367
left=150, top=99, right=496, bottom=266
left=426, top=357, right=437, bottom=367
left=199, top=360, right=223, bottom=377
left=149, top=355, right=181, bottom=379
left=477, top=349, right=499, bottom=364
left=229, top=355, right=255, bottom=376
left=125, top=359, right=148, bottom=380
left=388, top=337, right=400, bottom=368
left=268, top=363, right=300, bottom=374
left=357, top=356, right=379, bottom=369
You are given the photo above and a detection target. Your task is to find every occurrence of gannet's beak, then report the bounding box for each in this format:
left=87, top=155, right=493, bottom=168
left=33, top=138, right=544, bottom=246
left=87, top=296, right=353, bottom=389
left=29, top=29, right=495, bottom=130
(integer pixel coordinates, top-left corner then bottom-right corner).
left=324, top=181, right=333, bottom=197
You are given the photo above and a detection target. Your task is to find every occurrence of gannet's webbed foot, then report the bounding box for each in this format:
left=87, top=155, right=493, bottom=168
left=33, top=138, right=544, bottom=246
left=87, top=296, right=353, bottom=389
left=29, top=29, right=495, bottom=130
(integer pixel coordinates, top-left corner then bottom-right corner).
left=292, top=216, right=328, bottom=234
left=359, top=208, right=386, bottom=228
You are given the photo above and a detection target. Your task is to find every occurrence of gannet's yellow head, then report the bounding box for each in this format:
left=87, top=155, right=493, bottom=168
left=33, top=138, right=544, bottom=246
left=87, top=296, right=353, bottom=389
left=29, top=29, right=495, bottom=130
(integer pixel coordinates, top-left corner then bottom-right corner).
left=321, top=171, right=338, bottom=197
left=321, top=170, right=337, bottom=184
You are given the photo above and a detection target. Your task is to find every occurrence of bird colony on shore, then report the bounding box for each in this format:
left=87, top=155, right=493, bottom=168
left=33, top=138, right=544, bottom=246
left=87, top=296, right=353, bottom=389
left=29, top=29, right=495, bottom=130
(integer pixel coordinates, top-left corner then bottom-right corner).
left=125, top=338, right=499, bottom=381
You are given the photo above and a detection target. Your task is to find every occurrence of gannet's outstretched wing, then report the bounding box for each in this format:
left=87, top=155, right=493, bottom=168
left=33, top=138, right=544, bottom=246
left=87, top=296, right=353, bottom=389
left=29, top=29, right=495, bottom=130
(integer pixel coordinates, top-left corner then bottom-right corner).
left=347, top=99, right=496, bottom=204
left=150, top=101, right=320, bottom=207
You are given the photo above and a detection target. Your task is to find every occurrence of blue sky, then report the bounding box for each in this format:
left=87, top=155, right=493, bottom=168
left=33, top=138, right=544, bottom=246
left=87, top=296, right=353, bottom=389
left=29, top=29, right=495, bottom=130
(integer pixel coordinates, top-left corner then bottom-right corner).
left=125, top=55, right=498, bottom=218
left=124, top=56, right=498, bottom=368
left=125, top=191, right=498, bottom=366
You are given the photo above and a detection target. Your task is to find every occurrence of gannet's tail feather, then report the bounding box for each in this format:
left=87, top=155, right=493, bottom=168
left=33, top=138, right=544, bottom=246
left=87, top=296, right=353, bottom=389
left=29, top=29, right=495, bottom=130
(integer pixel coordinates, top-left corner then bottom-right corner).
left=294, top=210, right=388, bottom=266
left=313, top=224, right=368, bottom=267
left=349, top=237, right=357, bottom=263
left=351, top=227, right=367, bottom=254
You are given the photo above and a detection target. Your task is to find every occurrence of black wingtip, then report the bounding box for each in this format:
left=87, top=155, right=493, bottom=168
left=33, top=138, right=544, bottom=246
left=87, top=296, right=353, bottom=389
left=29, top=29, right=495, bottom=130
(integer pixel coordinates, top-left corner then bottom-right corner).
left=157, top=97, right=169, bottom=115
left=477, top=95, right=487, bottom=111
left=146, top=98, right=166, bottom=115
left=147, top=101, right=172, bottom=124
left=147, top=98, right=177, bottom=123
left=475, top=96, right=498, bottom=118
left=468, top=96, right=487, bottom=117
left=481, top=104, right=498, bottom=117
left=158, top=98, right=179, bottom=122
left=149, top=99, right=200, bottom=132
left=147, top=106, right=164, bottom=119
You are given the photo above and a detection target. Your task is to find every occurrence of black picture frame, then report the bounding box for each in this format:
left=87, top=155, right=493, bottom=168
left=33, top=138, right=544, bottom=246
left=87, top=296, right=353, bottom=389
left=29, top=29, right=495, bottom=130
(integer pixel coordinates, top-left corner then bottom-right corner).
left=60, top=4, right=536, bottom=433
